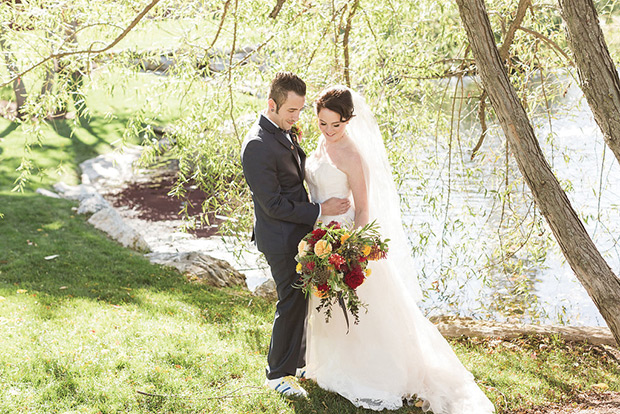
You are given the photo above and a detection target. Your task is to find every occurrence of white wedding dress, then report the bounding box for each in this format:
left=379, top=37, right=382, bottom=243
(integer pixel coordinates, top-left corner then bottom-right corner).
left=304, top=139, right=495, bottom=413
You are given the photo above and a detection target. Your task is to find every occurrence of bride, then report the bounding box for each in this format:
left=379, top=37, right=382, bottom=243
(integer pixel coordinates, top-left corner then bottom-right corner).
left=303, top=86, right=496, bottom=413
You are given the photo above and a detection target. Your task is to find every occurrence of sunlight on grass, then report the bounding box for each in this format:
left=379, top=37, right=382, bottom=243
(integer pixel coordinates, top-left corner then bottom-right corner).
left=0, top=193, right=618, bottom=413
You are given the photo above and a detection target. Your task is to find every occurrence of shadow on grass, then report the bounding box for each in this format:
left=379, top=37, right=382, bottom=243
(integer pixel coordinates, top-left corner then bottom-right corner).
left=0, top=192, right=266, bottom=324
left=290, top=381, right=424, bottom=414
left=0, top=121, right=18, bottom=140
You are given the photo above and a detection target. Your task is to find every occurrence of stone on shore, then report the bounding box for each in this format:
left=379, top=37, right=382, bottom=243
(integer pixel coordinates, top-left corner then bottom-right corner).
left=88, top=207, right=150, bottom=252
left=146, top=251, right=246, bottom=288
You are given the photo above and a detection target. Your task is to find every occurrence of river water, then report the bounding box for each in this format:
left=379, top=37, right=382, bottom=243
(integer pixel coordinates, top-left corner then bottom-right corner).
left=404, top=75, right=619, bottom=327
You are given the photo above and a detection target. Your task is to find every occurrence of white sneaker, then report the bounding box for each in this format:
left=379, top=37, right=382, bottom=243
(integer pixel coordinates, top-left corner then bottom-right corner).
left=265, top=375, right=308, bottom=398
left=295, top=367, right=306, bottom=379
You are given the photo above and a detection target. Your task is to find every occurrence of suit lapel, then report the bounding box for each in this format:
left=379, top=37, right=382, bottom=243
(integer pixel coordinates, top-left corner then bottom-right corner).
left=259, top=115, right=305, bottom=179
left=294, top=140, right=307, bottom=180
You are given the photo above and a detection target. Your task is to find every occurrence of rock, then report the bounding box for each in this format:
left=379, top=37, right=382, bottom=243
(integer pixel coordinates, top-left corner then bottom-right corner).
left=77, top=192, right=110, bottom=215
left=146, top=251, right=246, bottom=288
left=254, top=278, right=277, bottom=301
left=36, top=188, right=61, bottom=199
left=431, top=315, right=617, bottom=346
left=53, top=182, right=99, bottom=201
left=88, top=207, right=150, bottom=252
left=79, top=146, right=142, bottom=188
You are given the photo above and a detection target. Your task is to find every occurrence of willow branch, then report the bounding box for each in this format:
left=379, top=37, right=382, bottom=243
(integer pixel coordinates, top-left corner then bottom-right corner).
left=471, top=90, right=488, bottom=160
left=0, top=0, right=161, bottom=89
left=228, top=0, right=240, bottom=144
left=209, top=0, right=232, bottom=50
left=472, top=0, right=529, bottom=159
left=517, top=25, right=574, bottom=65
left=498, top=0, right=531, bottom=61
left=269, top=0, right=287, bottom=19
left=342, top=0, right=360, bottom=87
left=305, top=3, right=344, bottom=70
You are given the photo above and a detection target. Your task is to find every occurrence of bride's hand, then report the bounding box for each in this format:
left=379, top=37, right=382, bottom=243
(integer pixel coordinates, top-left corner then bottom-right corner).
left=320, top=197, right=351, bottom=216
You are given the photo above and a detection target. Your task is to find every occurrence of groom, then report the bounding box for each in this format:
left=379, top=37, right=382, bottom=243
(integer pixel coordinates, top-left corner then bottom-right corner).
left=241, top=72, right=349, bottom=397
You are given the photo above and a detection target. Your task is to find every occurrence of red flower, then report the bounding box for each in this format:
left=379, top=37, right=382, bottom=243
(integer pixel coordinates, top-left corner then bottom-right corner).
left=328, top=253, right=346, bottom=268
left=308, top=228, right=328, bottom=246
left=305, top=261, right=316, bottom=271
left=326, top=221, right=341, bottom=229
left=368, top=245, right=388, bottom=261
left=317, top=283, right=329, bottom=292
left=344, top=265, right=365, bottom=290
left=312, top=228, right=327, bottom=239
left=358, top=256, right=367, bottom=263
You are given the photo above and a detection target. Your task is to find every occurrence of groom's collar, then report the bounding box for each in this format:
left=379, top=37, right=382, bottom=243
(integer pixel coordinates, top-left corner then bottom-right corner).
left=259, top=113, right=280, bottom=133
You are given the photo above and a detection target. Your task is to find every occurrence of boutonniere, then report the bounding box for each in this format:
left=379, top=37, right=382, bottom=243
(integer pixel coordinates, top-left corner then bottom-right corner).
left=290, top=124, right=303, bottom=143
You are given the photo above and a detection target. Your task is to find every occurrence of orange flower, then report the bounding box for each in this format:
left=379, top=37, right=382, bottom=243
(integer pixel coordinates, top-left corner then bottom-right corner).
left=361, top=245, right=372, bottom=256
left=314, top=239, right=332, bottom=258
left=313, top=287, right=328, bottom=298
left=365, top=268, right=372, bottom=277
left=340, top=233, right=351, bottom=244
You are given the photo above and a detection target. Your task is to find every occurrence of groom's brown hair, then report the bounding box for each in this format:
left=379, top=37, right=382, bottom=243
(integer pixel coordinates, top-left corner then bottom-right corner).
left=269, top=72, right=306, bottom=112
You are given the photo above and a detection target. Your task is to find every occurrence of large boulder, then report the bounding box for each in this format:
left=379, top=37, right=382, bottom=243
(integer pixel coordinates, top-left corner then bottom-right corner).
left=88, top=207, right=150, bottom=252
left=254, top=278, right=277, bottom=301
left=146, top=251, right=246, bottom=288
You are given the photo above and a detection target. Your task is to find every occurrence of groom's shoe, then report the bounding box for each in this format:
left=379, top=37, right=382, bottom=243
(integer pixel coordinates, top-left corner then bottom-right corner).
left=295, top=367, right=306, bottom=380
left=265, top=375, right=308, bottom=398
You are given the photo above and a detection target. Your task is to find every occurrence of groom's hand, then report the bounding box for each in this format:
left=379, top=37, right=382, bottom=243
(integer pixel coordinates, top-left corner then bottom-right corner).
left=320, top=197, right=351, bottom=216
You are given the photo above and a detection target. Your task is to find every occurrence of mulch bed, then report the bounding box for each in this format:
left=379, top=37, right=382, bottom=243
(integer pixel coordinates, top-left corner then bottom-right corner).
left=104, top=171, right=222, bottom=238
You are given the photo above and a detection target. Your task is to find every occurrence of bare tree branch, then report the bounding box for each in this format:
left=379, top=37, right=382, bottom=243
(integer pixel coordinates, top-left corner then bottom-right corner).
left=471, top=90, right=488, bottom=160
left=343, top=0, right=361, bottom=87
left=0, top=0, right=162, bottom=89
left=209, top=0, right=232, bottom=50
left=517, top=25, right=574, bottom=66
left=498, top=0, right=531, bottom=61
left=269, top=0, right=287, bottom=19
left=228, top=0, right=240, bottom=144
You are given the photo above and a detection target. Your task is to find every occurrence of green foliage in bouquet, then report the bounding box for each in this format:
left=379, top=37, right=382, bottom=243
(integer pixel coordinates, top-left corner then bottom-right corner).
left=294, top=220, right=389, bottom=326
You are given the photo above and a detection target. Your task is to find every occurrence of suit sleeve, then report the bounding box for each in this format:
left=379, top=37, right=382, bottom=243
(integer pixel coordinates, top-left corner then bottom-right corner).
left=242, top=140, right=319, bottom=226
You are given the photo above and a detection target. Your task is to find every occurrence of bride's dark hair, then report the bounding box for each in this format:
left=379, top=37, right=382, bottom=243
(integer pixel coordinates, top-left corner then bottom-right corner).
left=315, top=86, right=355, bottom=122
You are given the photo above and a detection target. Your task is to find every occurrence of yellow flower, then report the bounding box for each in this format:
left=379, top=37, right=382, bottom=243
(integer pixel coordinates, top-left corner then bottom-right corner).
left=296, top=262, right=303, bottom=273
left=365, top=268, right=372, bottom=277
left=362, top=245, right=372, bottom=256
left=314, top=239, right=333, bottom=258
left=298, top=240, right=308, bottom=257
left=340, top=233, right=351, bottom=244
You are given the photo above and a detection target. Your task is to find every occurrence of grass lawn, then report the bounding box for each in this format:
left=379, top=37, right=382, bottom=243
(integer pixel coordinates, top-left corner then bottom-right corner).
left=0, top=194, right=618, bottom=413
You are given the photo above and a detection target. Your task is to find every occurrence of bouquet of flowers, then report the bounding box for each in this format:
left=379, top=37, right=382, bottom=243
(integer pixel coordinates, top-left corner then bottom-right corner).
left=294, top=220, right=389, bottom=327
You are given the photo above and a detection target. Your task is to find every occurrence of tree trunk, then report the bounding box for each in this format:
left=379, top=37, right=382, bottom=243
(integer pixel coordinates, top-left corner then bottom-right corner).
left=558, top=0, right=620, bottom=164
left=455, top=0, right=620, bottom=346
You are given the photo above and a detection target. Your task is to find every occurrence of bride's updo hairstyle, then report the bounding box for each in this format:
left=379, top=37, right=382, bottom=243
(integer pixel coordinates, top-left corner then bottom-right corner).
left=315, top=86, right=355, bottom=122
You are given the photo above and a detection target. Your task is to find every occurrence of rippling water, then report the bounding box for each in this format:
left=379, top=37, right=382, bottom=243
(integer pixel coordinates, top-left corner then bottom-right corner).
left=404, top=76, right=620, bottom=327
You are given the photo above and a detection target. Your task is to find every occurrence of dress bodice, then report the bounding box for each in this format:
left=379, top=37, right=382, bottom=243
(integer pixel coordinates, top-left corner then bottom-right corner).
left=305, top=143, right=355, bottom=226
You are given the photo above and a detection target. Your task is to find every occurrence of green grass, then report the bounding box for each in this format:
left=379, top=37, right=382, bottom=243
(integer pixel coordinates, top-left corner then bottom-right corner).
left=0, top=194, right=618, bottom=413
left=452, top=336, right=620, bottom=412
left=0, top=67, right=201, bottom=192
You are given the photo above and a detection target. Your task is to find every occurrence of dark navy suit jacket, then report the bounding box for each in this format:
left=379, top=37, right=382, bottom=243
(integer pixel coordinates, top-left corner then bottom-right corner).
left=241, top=114, right=319, bottom=254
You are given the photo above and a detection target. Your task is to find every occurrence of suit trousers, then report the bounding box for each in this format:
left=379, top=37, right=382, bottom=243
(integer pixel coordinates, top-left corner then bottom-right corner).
left=263, top=252, right=308, bottom=380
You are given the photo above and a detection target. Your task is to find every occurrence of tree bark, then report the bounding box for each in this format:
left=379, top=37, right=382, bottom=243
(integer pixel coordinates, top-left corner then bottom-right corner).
left=558, top=0, right=620, bottom=164
left=455, top=0, right=620, bottom=346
